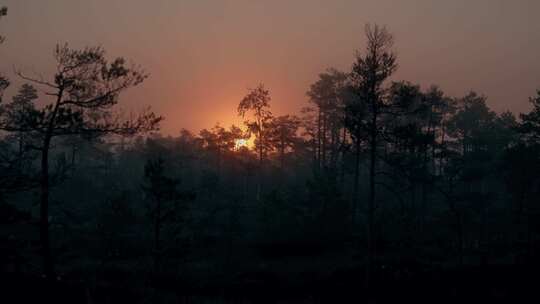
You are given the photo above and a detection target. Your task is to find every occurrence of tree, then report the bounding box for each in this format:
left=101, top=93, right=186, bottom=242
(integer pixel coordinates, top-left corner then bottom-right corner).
left=0, top=6, right=8, bottom=100
left=0, top=14, right=34, bottom=196
left=0, top=75, right=7, bottom=101
left=447, top=92, right=496, bottom=156
left=268, top=115, right=300, bottom=170
left=238, top=84, right=273, bottom=200
left=299, top=106, right=319, bottom=172
left=343, top=82, right=367, bottom=223
left=519, top=89, right=540, bottom=145
left=501, top=89, right=540, bottom=259
left=346, top=23, right=397, bottom=289
left=384, top=82, right=434, bottom=237
left=3, top=84, right=39, bottom=166
left=0, top=5, right=7, bottom=45
left=442, top=92, right=505, bottom=265
left=0, top=44, right=162, bottom=278
left=0, top=137, right=38, bottom=202
left=501, top=143, right=540, bottom=257
left=306, top=69, right=348, bottom=171
left=0, top=6, right=39, bottom=209
left=448, top=95, right=495, bottom=209
left=200, top=124, right=245, bottom=176
left=142, top=157, right=193, bottom=273
left=0, top=85, right=40, bottom=202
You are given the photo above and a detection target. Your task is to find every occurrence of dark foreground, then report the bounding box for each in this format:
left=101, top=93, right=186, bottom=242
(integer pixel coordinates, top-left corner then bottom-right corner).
left=2, top=262, right=539, bottom=303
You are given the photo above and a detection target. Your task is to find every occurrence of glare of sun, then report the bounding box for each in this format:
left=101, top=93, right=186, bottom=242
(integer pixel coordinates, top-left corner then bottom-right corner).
left=235, top=139, right=249, bottom=150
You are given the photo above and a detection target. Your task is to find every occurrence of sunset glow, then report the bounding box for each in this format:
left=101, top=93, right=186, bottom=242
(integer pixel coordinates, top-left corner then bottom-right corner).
left=234, top=139, right=249, bottom=150
left=234, top=133, right=255, bottom=150
left=2, top=1, right=538, bottom=135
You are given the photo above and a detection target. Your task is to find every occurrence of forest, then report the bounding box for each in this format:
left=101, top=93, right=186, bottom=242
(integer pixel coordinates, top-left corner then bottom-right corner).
left=1, top=4, right=540, bottom=304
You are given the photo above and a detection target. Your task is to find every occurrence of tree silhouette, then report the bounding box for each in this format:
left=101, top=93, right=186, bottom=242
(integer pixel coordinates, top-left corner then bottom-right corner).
left=0, top=6, right=8, bottom=101
left=142, top=157, right=193, bottom=273
left=268, top=115, right=300, bottom=171
left=503, top=90, right=540, bottom=258
left=3, top=84, right=38, bottom=168
left=238, top=84, right=273, bottom=200
left=519, top=89, right=540, bottom=145
left=306, top=69, right=348, bottom=171
left=200, top=124, right=245, bottom=177
left=0, top=5, right=6, bottom=45
left=0, top=44, right=162, bottom=278
left=346, top=24, right=397, bottom=288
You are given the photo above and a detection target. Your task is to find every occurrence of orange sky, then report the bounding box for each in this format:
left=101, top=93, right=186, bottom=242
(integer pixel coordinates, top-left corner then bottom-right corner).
left=1, top=0, right=539, bottom=135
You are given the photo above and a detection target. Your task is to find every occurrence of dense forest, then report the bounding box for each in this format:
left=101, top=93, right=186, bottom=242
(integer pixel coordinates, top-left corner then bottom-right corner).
left=1, top=5, right=540, bottom=303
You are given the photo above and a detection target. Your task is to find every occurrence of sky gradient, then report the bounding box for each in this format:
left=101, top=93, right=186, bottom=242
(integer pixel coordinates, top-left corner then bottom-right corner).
left=1, top=0, right=539, bottom=135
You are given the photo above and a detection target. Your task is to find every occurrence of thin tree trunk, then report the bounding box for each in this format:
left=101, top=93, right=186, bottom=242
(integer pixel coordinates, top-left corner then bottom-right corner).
left=216, top=146, right=222, bottom=183
left=352, top=137, right=361, bottom=227
left=257, top=145, right=262, bottom=201
left=317, top=109, right=322, bottom=170
left=280, top=143, right=285, bottom=171
left=340, top=128, right=347, bottom=184
left=447, top=181, right=464, bottom=266
left=154, top=199, right=162, bottom=273
left=39, top=89, right=63, bottom=278
left=439, top=121, right=446, bottom=176
left=18, top=134, right=23, bottom=170
left=257, top=114, right=263, bottom=201
left=40, top=137, right=54, bottom=278
left=366, top=111, right=377, bottom=291
left=420, top=180, right=428, bottom=236
left=71, top=143, right=78, bottom=169
left=322, top=113, right=327, bottom=168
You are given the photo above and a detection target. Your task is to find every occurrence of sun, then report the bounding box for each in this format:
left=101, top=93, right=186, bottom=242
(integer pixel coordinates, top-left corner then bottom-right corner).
left=234, top=138, right=249, bottom=150
left=233, top=133, right=255, bottom=151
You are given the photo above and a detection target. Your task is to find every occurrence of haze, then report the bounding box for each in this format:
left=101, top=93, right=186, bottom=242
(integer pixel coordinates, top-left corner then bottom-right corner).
left=1, top=0, right=539, bottom=134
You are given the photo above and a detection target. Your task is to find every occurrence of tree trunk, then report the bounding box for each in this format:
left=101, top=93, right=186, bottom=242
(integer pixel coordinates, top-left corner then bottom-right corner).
left=317, top=109, right=322, bottom=170
left=39, top=90, right=63, bottom=278
left=18, top=134, right=23, bottom=170
left=340, top=128, right=347, bottom=184
left=366, top=112, right=377, bottom=291
left=280, top=143, right=285, bottom=171
left=216, top=146, right=221, bottom=178
left=257, top=144, right=263, bottom=201
left=439, top=121, right=446, bottom=176
left=322, top=113, right=327, bottom=168
left=352, top=137, right=361, bottom=227
left=40, top=137, right=54, bottom=278
left=154, top=199, right=162, bottom=273
left=447, top=181, right=464, bottom=266
left=71, top=144, right=77, bottom=168
left=256, top=113, right=263, bottom=201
